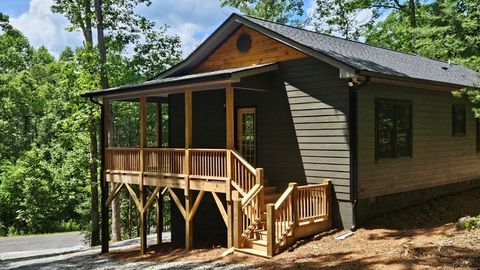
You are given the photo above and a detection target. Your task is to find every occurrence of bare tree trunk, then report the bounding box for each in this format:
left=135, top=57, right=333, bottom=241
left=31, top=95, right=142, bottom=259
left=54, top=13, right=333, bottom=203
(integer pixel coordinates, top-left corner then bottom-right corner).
left=107, top=103, right=121, bottom=242
left=90, top=117, right=100, bottom=246
left=95, top=0, right=114, bottom=244
left=111, top=192, right=121, bottom=241
left=94, top=0, right=109, bottom=90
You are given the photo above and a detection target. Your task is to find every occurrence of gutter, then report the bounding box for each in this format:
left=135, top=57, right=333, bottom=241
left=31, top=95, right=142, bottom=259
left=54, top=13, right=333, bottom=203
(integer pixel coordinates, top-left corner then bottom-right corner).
left=348, top=76, right=370, bottom=231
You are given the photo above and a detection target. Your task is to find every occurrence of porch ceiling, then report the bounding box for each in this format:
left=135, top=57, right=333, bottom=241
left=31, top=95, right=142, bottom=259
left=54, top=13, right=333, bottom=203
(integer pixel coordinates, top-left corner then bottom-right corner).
left=81, top=63, right=278, bottom=100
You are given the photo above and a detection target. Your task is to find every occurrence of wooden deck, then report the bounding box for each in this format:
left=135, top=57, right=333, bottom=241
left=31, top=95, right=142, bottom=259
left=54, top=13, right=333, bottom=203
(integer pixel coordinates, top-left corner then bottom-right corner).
left=104, top=147, right=332, bottom=257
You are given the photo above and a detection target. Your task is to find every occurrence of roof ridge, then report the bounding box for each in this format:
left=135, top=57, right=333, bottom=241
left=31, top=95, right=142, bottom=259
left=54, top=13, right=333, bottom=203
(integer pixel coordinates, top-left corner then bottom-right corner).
left=238, top=13, right=457, bottom=67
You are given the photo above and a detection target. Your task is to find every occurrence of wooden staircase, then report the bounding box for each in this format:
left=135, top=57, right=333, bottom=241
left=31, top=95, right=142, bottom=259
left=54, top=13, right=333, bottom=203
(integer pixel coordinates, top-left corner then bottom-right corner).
left=235, top=185, right=279, bottom=257
left=232, top=180, right=332, bottom=258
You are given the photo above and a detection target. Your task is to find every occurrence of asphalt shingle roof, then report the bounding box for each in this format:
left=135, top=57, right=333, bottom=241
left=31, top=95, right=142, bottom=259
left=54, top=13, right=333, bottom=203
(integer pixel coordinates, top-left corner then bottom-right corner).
left=240, top=15, right=480, bottom=88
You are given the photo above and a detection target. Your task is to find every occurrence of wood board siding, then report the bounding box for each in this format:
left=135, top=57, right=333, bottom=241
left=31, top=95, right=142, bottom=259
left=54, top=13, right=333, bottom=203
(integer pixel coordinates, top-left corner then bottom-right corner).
left=357, top=83, right=480, bottom=199
left=169, top=57, right=352, bottom=232
left=193, top=26, right=307, bottom=73
left=282, top=58, right=351, bottom=201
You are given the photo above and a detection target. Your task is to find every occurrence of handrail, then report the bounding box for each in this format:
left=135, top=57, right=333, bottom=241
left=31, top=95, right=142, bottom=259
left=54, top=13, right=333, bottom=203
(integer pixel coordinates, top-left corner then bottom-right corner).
left=266, top=180, right=331, bottom=257
left=274, top=185, right=295, bottom=209
left=241, top=184, right=263, bottom=208
left=297, top=182, right=330, bottom=223
left=230, top=150, right=256, bottom=174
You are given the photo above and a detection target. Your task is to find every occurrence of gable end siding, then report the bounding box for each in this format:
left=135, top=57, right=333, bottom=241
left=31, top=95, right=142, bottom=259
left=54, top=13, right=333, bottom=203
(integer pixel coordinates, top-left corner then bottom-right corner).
left=193, top=26, right=307, bottom=73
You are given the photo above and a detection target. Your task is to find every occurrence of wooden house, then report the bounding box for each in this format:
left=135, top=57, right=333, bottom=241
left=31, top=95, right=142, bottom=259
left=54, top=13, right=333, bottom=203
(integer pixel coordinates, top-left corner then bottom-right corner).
left=82, top=14, right=480, bottom=257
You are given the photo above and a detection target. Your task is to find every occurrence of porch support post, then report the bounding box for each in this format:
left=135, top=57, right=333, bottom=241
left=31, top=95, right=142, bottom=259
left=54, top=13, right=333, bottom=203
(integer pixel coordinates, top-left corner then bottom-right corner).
left=139, top=96, right=148, bottom=255
left=101, top=98, right=110, bottom=254
left=225, top=86, right=234, bottom=248
left=155, top=102, right=162, bottom=147
left=184, top=90, right=193, bottom=250
left=226, top=86, right=234, bottom=149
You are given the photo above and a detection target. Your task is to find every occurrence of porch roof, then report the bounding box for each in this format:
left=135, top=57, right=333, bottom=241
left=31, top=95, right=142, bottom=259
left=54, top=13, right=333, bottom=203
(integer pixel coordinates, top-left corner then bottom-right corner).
left=81, top=62, right=278, bottom=100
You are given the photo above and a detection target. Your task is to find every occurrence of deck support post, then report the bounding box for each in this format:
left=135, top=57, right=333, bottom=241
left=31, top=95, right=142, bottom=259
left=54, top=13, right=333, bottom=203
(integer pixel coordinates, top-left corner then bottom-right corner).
left=101, top=98, right=110, bottom=254
left=233, top=199, right=242, bottom=249
left=139, top=96, right=148, bottom=255
left=225, top=86, right=234, bottom=248
left=156, top=193, right=163, bottom=245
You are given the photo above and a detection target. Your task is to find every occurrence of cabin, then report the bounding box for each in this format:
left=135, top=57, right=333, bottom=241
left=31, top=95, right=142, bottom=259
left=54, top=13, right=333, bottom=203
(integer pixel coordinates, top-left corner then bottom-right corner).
left=82, top=14, right=480, bottom=257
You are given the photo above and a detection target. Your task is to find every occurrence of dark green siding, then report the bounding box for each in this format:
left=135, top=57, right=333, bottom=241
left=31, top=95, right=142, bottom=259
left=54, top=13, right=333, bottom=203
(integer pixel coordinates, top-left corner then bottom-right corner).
left=169, top=57, right=353, bottom=242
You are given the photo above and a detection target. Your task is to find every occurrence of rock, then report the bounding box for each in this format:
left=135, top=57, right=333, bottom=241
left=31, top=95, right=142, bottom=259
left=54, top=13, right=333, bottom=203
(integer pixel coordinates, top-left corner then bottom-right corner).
left=455, top=216, right=471, bottom=231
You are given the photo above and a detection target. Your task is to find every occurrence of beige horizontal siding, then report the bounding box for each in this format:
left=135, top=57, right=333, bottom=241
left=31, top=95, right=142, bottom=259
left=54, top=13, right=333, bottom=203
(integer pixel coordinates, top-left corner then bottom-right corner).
left=357, top=82, right=480, bottom=199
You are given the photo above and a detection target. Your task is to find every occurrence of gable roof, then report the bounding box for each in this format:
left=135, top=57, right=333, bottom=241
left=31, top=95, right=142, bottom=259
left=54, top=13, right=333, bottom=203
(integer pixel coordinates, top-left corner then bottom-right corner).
left=159, top=13, right=480, bottom=89
left=81, top=63, right=278, bottom=98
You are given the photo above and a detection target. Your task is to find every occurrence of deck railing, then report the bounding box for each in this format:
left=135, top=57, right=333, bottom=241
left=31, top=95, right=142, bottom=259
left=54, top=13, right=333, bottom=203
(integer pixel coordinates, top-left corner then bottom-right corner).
left=105, top=148, right=261, bottom=190
left=144, top=148, right=185, bottom=176
left=297, top=184, right=329, bottom=223
left=105, top=148, right=140, bottom=172
left=189, top=149, right=227, bottom=179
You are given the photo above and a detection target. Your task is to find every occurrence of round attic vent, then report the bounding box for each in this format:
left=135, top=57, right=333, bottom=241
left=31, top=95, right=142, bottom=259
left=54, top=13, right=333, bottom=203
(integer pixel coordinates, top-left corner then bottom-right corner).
left=236, top=33, right=251, bottom=53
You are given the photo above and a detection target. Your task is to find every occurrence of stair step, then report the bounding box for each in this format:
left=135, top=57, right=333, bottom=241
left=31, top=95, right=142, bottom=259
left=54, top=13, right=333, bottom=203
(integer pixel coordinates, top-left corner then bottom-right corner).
left=255, top=230, right=268, bottom=241
left=263, top=186, right=277, bottom=194
left=264, top=193, right=281, bottom=204
left=247, top=239, right=268, bottom=252
left=234, top=248, right=270, bottom=258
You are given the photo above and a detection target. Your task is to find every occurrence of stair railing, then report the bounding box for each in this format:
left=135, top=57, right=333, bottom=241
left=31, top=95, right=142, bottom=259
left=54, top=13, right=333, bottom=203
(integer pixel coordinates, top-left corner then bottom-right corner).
left=230, top=150, right=260, bottom=195
left=230, top=150, right=265, bottom=248
left=266, top=180, right=331, bottom=257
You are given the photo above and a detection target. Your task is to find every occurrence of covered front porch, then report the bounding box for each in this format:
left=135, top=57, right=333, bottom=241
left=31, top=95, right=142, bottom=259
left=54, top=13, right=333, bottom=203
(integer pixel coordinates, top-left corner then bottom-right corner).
left=86, top=62, right=332, bottom=258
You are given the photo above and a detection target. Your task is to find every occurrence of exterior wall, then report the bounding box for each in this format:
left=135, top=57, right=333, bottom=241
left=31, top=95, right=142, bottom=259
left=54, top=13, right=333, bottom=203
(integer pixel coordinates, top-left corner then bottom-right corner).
left=168, top=57, right=354, bottom=244
left=193, top=25, right=306, bottom=73
left=357, top=82, right=480, bottom=201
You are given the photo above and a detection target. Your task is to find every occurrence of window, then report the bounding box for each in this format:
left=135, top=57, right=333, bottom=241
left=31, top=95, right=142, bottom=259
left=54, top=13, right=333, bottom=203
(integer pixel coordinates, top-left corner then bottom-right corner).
left=375, top=99, right=412, bottom=160
left=452, top=105, right=466, bottom=136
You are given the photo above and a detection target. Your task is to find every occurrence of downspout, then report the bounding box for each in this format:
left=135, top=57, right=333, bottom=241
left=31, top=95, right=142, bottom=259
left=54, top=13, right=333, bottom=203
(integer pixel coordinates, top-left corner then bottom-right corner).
left=89, top=97, right=109, bottom=253
left=348, top=76, right=370, bottom=232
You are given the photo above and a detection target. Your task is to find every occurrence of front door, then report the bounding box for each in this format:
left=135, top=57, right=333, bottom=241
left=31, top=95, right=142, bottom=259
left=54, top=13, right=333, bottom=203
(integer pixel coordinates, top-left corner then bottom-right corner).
left=237, top=108, right=256, bottom=165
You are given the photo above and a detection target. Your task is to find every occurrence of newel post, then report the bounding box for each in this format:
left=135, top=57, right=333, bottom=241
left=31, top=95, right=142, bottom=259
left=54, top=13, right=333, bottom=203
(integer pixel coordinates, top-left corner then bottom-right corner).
left=233, top=198, right=242, bottom=249
left=323, top=179, right=332, bottom=223
left=266, top=203, right=275, bottom=257
left=256, top=167, right=264, bottom=206
left=289, top=182, right=298, bottom=235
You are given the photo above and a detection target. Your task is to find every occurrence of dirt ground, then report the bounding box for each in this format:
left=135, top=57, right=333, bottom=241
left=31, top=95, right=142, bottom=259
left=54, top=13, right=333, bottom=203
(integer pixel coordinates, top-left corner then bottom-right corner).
left=106, top=187, right=480, bottom=269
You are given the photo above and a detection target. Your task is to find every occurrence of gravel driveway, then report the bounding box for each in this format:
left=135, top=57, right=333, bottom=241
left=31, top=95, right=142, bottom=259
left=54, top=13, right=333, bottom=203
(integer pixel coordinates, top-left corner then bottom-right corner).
left=0, top=233, right=252, bottom=270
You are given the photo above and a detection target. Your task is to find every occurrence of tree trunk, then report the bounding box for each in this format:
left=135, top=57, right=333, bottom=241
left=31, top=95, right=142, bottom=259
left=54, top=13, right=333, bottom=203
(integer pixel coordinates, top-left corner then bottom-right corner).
left=90, top=117, right=100, bottom=246
left=111, top=191, right=121, bottom=242
left=95, top=0, right=113, bottom=244
left=94, top=0, right=109, bottom=90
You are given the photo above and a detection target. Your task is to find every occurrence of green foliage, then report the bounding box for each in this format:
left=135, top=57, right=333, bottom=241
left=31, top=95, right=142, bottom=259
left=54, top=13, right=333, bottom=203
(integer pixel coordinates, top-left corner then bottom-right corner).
left=309, top=0, right=377, bottom=40
left=0, top=9, right=179, bottom=237
left=220, top=0, right=304, bottom=25
left=464, top=216, right=480, bottom=229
